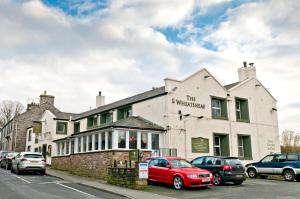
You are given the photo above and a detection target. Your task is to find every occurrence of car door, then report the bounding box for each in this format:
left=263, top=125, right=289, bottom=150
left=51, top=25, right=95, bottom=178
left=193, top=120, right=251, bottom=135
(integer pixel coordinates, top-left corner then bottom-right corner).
left=157, top=159, right=172, bottom=183
left=256, top=155, right=275, bottom=174
left=201, top=157, right=217, bottom=173
left=272, top=154, right=287, bottom=174
left=191, top=157, right=205, bottom=168
left=148, top=159, right=159, bottom=181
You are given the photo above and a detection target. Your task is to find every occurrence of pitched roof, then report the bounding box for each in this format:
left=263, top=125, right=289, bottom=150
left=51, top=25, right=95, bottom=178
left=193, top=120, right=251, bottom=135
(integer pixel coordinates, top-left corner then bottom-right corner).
left=224, top=82, right=240, bottom=90
left=74, top=86, right=167, bottom=120
left=51, top=110, right=80, bottom=120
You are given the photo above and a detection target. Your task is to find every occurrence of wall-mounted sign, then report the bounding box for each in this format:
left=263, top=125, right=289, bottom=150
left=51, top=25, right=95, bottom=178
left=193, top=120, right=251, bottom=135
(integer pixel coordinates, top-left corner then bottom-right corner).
left=139, top=162, right=148, bottom=179
left=129, top=149, right=139, bottom=161
left=172, top=95, right=205, bottom=109
left=33, top=121, right=42, bottom=134
left=192, top=137, right=209, bottom=153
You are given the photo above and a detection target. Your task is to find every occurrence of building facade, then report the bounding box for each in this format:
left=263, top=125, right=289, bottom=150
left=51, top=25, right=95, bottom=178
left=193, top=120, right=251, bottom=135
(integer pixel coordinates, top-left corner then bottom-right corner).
left=51, top=63, right=280, bottom=171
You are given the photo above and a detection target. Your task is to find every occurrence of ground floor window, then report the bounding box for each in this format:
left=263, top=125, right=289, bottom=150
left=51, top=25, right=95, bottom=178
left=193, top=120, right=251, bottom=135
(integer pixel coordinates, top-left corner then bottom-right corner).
left=151, top=134, right=159, bottom=150
left=141, top=132, right=148, bottom=149
left=237, top=135, right=252, bottom=159
left=71, top=140, right=75, bottom=154
left=27, top=146, right=31, bottom=152
left=88, top=135, right=93, bottom=151
left=78, top=137, right=81, bottom=152
left=213, top=134, right=230, bottom=156
left=118, top=131, right=126, bottom=148
left=129, top=131, right=137, bottom=149
left=94, top=134, right=99, bottom=150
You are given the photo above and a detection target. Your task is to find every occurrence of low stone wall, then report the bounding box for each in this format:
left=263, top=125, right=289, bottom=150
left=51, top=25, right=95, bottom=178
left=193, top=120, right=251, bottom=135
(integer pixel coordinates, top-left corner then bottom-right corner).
left=51, top=150, right=151, bottom=180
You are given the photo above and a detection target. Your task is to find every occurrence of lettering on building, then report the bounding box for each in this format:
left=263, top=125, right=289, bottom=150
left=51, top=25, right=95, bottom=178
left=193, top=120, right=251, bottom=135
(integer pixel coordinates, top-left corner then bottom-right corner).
left=172, top=95, right=205, bottom=109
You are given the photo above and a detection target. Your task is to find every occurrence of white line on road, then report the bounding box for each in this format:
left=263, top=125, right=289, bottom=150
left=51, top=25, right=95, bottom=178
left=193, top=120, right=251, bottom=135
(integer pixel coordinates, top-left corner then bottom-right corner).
left=55, top=182, right=95, bottom=197
left=13, top=175, right=31, bottom=183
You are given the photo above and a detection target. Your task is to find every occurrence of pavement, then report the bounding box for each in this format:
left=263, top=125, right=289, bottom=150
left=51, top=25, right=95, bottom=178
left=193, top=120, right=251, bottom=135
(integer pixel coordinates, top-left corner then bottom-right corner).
left=46, top=167, right=175, bottom=199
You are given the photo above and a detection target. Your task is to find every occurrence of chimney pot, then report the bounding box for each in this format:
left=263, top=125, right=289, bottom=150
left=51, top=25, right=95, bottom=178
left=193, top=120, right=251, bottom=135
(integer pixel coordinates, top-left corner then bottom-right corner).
left=243, top=61, right=247, bottom=68
left=249, top=63, right=254, bottom=67
left=99, top=91, right=101, bottom=96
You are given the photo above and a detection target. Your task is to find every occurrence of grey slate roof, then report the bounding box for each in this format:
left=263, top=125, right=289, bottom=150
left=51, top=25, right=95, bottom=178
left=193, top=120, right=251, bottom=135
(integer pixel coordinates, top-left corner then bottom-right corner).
left=74, top=86, right=167, bottom=120
left=224, top=82, right=240, bottom=90
left=51, top=110, right=80, bottom=120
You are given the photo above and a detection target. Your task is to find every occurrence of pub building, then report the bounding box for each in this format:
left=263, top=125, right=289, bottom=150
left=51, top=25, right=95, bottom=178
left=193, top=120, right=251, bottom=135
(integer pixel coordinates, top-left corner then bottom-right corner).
left=52, top=63, right=280, bottom=178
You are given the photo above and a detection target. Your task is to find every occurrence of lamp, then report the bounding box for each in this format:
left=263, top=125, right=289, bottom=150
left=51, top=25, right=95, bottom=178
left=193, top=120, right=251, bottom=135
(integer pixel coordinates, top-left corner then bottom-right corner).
left=183, top=114, right=191, bottom=117
left=197, top=116, right=204, bottom=119
left=204, top=75, right=211, bottom=79
left=271, top=108, right=277, bottom=111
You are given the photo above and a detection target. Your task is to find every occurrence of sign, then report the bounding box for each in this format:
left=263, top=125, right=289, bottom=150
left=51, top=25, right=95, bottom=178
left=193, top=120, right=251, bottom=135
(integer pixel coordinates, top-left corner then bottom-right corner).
left=191, top=137, right=209, bottom=153
left=172, top=95, right=205, bottom=109
left=139, top=163, right=148, bottom=179
left=129, top=149, right=139, bottom=161
left=33, top=121, right=42, bottom=134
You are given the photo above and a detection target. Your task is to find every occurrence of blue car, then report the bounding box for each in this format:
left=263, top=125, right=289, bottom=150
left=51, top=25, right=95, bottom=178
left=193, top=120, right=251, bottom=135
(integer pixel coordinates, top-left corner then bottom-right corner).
left=246, top=153, right=300, bottom=181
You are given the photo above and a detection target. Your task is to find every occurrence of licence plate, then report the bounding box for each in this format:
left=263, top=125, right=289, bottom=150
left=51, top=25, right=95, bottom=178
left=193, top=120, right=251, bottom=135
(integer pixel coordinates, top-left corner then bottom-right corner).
left=202, top=178, right=210, bottom=182
left=236, top=174, right=243, bottom=177
left=30, top=161, right=38, bottom=163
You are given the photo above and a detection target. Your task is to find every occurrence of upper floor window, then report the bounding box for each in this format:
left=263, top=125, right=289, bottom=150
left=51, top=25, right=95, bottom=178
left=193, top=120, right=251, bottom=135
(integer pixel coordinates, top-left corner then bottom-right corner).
left=100, top=112, right=113, bottom=124
left=87, top=115, right=98, bottom=128
left=28, top=130, right=32, bottom=141
left=235, top=98, right=250, bottom=122
left=74, top=122, right=80, bottom=134
left=57, top=122, right=67, bottom=134
left=117, top=106, right=132, bottom=120
left=211, top=97, right=228, bottom=119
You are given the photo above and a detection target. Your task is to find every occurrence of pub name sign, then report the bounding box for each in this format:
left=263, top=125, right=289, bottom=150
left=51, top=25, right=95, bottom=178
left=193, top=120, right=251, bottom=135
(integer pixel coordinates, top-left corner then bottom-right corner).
left=172, top=95, right=205, bottom=109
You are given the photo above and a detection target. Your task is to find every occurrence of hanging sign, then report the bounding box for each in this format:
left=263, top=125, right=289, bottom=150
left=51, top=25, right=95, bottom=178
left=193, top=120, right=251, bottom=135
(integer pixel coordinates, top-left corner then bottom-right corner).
left=139, top=162, right=148, bottom=179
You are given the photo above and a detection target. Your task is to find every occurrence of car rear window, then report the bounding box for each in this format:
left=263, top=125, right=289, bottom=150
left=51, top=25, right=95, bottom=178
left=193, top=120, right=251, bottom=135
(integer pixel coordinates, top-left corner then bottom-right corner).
left=170, top=159, right=192, bottom=168
left=224, top=158, right=242, bottom=165
left=287, top=154, right=299, bottom=161
left=24, top=154, right=43, bottom=159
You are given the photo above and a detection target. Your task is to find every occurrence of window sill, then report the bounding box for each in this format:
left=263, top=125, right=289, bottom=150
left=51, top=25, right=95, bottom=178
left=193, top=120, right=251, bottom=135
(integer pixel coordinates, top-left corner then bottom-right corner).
left=56, top=132, right=67, bottom=134
left=236, top=119, right=250, bottom=123
left=212, top=116, right=228, bottom=120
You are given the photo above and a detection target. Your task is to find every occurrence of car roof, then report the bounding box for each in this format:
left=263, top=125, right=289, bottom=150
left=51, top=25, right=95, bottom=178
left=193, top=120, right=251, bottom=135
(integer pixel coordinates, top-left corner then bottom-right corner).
left=148, top=156, right=186, bottom=161
left=20, top=152, right=43, bottom=155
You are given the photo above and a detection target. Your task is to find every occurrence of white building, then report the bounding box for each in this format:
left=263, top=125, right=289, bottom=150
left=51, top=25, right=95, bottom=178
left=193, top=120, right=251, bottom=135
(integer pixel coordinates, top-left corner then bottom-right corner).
left=34, top=63, right=280, bottom=165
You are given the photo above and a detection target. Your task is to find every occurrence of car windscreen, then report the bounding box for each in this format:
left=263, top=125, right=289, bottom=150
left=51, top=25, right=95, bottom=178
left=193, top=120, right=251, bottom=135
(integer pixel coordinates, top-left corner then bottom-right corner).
left=24, top=154, right=43, bottom=159
left=1, top=152, right=9, bottom=156
left=8, top=153, right=18, bottom=157
left=224, top=158, right=242, bottom=165
left=170, top=159, right=192, bottom=168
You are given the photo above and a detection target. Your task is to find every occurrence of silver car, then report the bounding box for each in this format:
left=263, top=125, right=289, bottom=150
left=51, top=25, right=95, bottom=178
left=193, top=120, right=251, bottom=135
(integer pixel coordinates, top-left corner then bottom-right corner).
left=11, top=152, right=46, bottom=175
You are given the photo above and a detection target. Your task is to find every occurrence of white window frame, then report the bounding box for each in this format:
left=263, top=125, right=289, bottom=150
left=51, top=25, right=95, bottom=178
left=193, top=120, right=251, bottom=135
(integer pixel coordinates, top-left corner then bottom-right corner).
left=238, top=136, right=244, bottom=158
left=214, top=136, right=221, bottom=156
left=212, top=99, right=222, bottom=117
left=236, top=101, right=242, bottom=120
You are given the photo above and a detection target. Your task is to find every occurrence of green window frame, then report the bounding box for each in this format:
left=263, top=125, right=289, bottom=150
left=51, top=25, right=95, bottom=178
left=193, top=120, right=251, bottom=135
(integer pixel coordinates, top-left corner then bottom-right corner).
left=211, top=97, right=228, bottom=120
left=56, top=122, right=68, bottom=134
left=117, top=106, right=132, bottom=120
left=235, top=98, right=250, bottom=122
left=237, top=135, right=252, bottom=160
left=87, top=115, right=98, bottom=128
left=74, top=122, right=80, bottom=134
left=213, top=134, right=230, bottom=156
left=100, top=112, right=113, bottom=124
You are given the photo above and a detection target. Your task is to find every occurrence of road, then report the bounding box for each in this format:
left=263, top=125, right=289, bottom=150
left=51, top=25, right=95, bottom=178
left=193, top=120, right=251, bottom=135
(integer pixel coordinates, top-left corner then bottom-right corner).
left=0, top=169, right=127, bottom=199
left=147, top=177, right=300, bottom=199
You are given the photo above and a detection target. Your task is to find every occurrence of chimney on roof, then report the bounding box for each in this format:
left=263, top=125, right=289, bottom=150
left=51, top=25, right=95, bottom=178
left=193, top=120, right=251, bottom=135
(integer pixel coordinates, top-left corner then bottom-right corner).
left=39, top=91, right=54, bottom=106
left=96, top=91, right=105, bottom=108
left=238, top=61, right=256, bottom=82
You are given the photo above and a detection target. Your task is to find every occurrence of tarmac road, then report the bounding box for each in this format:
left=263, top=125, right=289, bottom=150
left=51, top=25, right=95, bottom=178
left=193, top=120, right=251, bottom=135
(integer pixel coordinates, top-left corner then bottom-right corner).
left=0, top=168, right=127, bottom=199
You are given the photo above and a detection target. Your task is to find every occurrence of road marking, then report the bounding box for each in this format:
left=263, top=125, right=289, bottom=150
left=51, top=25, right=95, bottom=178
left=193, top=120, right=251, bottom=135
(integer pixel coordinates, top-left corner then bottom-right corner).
left=55, top=182, right=95, bottom=197
left=13, top=175, right=31, bottom=183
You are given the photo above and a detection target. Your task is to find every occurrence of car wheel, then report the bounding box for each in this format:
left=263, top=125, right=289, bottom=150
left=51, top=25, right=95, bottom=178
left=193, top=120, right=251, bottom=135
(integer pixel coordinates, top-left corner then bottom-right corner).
left=213, top=173, right=223, bottom=185
left=233, top=180, right=244, bottom=185
left=247, top=168, right=257, bottom=178
left=283, top=169, right=295, bottom=182
left=173, top=176, right=184, bottom=190
left=40, top=170, right=46, bottom=175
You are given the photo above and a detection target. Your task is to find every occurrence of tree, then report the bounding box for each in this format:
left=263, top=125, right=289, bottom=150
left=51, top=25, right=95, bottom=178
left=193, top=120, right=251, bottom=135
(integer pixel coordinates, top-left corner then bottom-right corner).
left=0, top=100, right=24, bottom=128
left=281, top=130, right=295, bottom=147
left=281, top=130, right=300, bottom=153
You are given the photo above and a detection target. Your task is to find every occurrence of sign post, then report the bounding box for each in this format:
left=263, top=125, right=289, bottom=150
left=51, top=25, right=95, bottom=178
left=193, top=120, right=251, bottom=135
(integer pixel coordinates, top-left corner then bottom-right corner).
left=138, top=162, right=148, bottom=179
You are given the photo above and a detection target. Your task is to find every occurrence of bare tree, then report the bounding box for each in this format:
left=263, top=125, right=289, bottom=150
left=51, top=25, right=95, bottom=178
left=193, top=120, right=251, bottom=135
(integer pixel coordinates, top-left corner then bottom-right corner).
left=0, top=100, right=24, bottom=127
left=294, top=133, right=300, bottom=147
left=281, top=130, right=295, bottom=147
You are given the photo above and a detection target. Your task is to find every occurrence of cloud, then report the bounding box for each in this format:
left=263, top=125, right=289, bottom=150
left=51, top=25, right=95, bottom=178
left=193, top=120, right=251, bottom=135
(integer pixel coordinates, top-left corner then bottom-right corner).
left=0, top=0, right=299, bottom=134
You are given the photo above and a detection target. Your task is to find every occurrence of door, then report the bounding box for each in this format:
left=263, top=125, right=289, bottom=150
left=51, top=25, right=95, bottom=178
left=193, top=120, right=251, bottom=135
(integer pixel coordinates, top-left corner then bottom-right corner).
left=256, top=155, right=275, bottom=174
left=148, top=159, right=159, bottom=181
left=42, top=144, right=47, bottom=161
left=157, top=159, right=172, bottom=183
left=272, top=154, right=287, bottom=174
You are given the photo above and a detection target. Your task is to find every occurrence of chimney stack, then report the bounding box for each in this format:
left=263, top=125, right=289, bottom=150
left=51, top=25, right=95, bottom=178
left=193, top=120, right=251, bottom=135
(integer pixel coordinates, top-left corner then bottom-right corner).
left=238, top=61, right=256, bottom=82
left=96, top=91, right=105, bottom=108
left=39, top=91, right=55, bottom=105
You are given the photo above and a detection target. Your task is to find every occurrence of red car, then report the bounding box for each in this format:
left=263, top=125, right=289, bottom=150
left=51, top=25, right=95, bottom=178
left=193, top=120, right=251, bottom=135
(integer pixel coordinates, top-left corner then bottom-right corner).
left=147, top=157, right=214, bottom=189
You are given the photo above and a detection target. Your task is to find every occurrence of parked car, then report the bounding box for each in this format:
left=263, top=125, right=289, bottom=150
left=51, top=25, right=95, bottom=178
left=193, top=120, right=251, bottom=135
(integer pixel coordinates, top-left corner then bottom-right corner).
left=0, top=152, right=19, bottom=170
left=0, top=151, right=10, bottom=165
left=11, top=152, right=46, bottom=175
left=246, top=153, right=300, bottom=181
left=147, top=157, right=214, bottom=190
left=191, top=156, right=246, bottom=185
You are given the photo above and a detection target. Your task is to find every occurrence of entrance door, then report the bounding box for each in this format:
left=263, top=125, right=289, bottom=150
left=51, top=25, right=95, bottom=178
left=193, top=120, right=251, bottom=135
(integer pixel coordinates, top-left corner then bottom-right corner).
left=42, top=144, right=47, bottom=160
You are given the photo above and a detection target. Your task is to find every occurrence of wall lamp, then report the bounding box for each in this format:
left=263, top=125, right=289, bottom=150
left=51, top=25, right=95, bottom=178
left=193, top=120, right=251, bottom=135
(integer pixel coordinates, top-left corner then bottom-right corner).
left=183, top=114, right=191, bottom=117
left=197, top=116, right=204, bottom=119
left=172, top=87, right=178, bottom=92
left=255, top=84, right=261, bottom=87
left=204, top=75, right=211, bottom=79
left=271, top=108, right=277, bottom=111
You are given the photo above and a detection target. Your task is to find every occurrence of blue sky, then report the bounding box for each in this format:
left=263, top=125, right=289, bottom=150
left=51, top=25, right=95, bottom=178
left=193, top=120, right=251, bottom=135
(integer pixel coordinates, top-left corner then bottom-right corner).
left=0, top=0, right=299, bottom=133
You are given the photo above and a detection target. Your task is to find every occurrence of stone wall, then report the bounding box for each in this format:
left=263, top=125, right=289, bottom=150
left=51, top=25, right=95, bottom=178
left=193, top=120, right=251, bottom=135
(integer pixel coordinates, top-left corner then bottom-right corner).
left=52, top=150, right=151, bottom=180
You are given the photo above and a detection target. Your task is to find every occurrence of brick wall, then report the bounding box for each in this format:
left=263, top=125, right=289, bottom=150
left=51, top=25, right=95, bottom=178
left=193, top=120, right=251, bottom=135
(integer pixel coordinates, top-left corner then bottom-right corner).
left=51, top=150, right=151, bottom=180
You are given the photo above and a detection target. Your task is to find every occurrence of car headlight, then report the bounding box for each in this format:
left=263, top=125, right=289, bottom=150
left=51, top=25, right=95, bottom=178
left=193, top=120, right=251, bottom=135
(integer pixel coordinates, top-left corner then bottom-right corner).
left=187, top=174, right=198, bottom=179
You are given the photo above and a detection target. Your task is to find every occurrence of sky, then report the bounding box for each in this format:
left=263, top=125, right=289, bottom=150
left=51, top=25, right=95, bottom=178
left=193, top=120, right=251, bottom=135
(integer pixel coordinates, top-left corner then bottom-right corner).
left=0, top=0, right=299, bottom=133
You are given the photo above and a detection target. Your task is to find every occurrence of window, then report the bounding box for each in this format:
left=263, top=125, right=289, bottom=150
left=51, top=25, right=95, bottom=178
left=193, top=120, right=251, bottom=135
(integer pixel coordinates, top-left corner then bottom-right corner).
left=83, top=136, right=86, bottom=152
left=237, top=135, right=252, bottom=159
left=204, top=157, right=217, bottom=165
left=213, top=134, right=230, bottom=156
left=27, top=146, right=31, bottom=152
left=74, top=122, right=80, bottom=133
left=57, top=122, right=67, bottom=134
left=88, top=135, right=93, bottom=151
left=28, top=130, right=32, bottom=141
left=287, top=154, right=299, bottom=161
left=108, top=132, right=113, bottom=149
left=61, top=142, right=65, bottom=155
left=151, top=134, right=159, bottom=150
left=66, top=141, right=69, bottom=154
left=94, top=134, right=99, bottom=150
left=117, top=106, right=132, bottom=120
left=87, top=115, right=98, bottom=128
left=211, top=97, right=228, bottom=119
left=71, top=140, right=75, bottom=154
left=35, top=136, right=38, bottom=144
left=100, top=112, right=113, bottom=124
left=129, top=131, right=137, bottom=149
left=101, top=133, right=105, bottom=150
left=118, top=131, right=126, bottom=149
left=141, top=132, right=148, bottom=149
left=275, top=154, right=286, bottom=162
left=192, top=157, right=205, bottom=165
left=235, top=98, right=250, bottom=122
left=149, top=159, right=159, bottom=166
left=158, top=159, right=169, bottom=167
left=78, top=137, right=81, bottom=152
left=261, top=155, right=274, bottom=163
